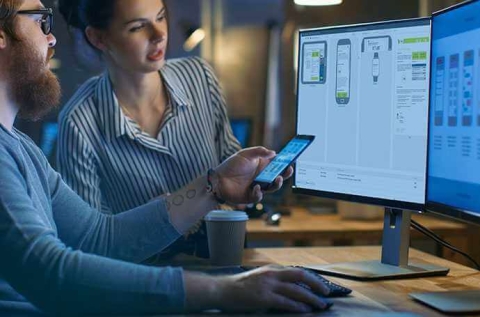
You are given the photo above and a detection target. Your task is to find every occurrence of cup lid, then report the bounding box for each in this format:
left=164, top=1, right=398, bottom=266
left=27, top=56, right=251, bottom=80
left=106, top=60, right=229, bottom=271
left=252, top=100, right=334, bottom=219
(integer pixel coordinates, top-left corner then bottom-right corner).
left=204, top=210, right=249, bottom=222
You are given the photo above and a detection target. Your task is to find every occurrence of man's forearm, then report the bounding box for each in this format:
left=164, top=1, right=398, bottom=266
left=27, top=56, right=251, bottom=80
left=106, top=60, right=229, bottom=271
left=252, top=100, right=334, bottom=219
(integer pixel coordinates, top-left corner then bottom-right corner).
left=165, top=175, right=218, bottom=233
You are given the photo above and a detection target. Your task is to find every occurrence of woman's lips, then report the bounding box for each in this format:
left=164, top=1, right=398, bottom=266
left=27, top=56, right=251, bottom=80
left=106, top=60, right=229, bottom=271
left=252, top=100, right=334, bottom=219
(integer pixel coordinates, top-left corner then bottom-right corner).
left=147, top=49, right=164, bottom=61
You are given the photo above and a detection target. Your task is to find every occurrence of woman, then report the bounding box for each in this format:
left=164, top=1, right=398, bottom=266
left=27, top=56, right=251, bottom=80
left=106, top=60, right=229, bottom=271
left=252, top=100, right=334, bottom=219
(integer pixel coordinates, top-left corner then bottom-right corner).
left=57, top=0, right=241, bottom=257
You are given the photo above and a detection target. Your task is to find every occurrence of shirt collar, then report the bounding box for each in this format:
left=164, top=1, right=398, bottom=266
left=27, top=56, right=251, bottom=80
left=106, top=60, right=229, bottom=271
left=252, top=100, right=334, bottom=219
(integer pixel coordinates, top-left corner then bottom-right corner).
left=95, top=73, right=128, bottom=141
left=95, top=67, right=193, bottom=141
left=160, top=62, right=193, bottom=108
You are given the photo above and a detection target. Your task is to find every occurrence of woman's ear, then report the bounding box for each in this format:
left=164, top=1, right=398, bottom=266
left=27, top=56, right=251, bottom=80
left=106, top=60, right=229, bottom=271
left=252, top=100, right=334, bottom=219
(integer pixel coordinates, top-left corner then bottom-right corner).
left=0, top=30, right=7, bottom=50
left=85, top=26, right=108, bottom=52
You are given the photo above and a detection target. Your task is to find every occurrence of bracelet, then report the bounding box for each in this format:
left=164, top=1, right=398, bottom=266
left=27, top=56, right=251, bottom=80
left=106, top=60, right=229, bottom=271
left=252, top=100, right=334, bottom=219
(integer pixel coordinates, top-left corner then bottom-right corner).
left=206, top=168, right=226, bottom=204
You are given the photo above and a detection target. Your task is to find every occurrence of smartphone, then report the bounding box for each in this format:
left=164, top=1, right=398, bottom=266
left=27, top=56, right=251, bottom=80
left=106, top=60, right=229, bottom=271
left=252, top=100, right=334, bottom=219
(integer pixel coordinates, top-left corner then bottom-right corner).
left=252, top=135, right=315, bottom=190
left=336, top=39, right=351, bottom=105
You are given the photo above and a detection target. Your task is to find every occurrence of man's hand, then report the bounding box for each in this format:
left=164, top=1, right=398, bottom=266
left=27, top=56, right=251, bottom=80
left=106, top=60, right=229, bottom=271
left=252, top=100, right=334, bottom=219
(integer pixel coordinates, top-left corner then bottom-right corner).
left=213, top=147, right=293, bottom=204
left=184, top=266, right=331, bottom=313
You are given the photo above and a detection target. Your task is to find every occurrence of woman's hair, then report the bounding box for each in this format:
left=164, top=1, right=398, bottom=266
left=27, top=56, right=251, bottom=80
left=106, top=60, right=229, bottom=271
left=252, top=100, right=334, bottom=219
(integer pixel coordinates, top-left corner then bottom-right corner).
left=79, top=0, right=116, bottom=30
left=59, top=0, right=168, bottom=31
left=57, top=0, right=84, bottom=30
left=0, top=0, right=22, bottom=41
left=57, top=0, right=169, bottom=70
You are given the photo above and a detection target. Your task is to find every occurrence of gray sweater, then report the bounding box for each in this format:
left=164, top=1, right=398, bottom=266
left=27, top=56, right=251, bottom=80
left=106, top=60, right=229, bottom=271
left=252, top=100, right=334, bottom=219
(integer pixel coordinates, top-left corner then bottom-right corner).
left=0, top=125, right=185, bottom=315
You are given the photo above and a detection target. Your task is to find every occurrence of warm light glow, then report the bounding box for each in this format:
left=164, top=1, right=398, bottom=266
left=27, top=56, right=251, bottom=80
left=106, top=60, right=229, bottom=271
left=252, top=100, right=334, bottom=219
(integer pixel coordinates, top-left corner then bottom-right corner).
left=294, top=0, right=342, bottom=5
left=183, top=28, right=206, bottom=52
left=48, top=58, right=61, bottom=70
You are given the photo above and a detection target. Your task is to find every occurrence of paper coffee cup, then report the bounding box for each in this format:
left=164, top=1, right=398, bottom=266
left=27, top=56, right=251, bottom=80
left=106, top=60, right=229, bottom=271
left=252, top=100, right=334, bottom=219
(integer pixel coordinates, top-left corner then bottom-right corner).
left=204, top=210, right=248, bottom=266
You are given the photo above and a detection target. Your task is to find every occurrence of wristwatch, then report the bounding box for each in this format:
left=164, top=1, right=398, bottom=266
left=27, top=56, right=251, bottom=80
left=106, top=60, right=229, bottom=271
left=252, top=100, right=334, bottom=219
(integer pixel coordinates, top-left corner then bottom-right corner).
left=372, top=52, right=380, bottom=83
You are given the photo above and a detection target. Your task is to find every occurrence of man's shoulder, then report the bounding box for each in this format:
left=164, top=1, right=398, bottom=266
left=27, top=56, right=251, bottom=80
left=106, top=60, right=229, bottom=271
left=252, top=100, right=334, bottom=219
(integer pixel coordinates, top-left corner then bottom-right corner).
left=0, top=127, right=44, bottom=165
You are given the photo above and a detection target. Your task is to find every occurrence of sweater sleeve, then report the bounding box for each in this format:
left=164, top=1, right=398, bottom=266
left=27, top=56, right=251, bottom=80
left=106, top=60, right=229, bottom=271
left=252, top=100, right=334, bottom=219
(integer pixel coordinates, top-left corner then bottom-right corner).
left=0, top=147, right=185, bottom=315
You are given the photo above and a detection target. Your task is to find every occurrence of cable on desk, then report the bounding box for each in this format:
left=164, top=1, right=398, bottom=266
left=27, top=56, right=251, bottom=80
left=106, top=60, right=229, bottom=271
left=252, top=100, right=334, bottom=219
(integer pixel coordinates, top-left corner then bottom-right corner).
left=410, top=219, right=480, bottom=270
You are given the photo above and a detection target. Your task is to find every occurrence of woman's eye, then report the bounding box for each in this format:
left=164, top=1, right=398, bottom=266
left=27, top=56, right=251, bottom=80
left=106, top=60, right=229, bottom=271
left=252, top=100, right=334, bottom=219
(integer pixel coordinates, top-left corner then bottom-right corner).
left=129, top=24, right=145, bottom=32
left=157, top=14, right=166, bottom=22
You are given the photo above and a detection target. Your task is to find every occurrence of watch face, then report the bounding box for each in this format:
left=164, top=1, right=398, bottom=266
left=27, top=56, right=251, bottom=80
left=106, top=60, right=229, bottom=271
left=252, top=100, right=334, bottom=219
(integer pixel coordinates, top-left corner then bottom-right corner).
left=372, top=55, right=380, bottom=78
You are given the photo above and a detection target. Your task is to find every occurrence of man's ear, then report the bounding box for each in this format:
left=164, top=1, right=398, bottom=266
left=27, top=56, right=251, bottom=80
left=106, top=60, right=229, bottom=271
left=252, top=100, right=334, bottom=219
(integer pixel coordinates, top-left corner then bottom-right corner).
left=0, top=30, right=8, bottom=50
left=85, top=26, right=108, bottom=53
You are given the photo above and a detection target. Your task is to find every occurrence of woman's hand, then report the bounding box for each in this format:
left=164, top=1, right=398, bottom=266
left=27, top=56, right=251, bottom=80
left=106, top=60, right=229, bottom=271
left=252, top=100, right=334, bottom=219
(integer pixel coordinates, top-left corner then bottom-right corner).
left=212, top=147, right=293, bottom=204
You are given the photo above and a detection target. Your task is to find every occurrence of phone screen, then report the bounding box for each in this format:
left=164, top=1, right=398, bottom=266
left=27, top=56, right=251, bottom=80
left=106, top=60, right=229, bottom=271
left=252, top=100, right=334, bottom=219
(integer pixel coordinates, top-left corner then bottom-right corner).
left=336, top=40, right=351, bottom=103
left=254, top=136, right=314, bottom=184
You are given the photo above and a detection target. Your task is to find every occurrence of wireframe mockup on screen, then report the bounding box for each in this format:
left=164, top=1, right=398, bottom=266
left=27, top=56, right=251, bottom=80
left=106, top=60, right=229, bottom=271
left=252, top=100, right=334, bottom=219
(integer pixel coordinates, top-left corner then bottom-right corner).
left=294, top=18, right=431, bottom=211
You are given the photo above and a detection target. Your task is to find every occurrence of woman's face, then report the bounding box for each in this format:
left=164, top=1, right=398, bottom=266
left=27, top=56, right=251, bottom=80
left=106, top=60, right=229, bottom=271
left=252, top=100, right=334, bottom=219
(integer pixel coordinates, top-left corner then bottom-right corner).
left=101, top=0, right=168, bottom=74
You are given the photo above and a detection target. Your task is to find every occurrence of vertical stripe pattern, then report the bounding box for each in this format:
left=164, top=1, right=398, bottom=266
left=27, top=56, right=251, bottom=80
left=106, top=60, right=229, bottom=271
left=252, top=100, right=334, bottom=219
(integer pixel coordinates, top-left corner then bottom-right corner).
left=57, top=57, right=241, bottom=215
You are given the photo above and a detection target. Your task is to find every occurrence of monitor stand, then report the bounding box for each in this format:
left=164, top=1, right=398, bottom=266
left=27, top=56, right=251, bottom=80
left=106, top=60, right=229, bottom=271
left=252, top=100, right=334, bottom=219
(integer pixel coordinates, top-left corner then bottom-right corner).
left=304, top=208, right=450, bottom=280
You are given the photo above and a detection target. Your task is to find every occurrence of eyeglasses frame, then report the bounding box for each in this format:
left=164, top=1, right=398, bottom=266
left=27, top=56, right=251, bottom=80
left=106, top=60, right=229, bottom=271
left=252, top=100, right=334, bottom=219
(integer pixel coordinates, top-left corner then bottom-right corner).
left=16, top=8, right=53, bottom=35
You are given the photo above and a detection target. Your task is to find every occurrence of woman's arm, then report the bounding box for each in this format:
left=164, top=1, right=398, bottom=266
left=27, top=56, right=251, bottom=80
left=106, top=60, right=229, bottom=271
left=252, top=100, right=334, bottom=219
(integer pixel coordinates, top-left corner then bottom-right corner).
left=57, top=114, right=110, bottom=213
left=52, top=147, right=283, bottom=263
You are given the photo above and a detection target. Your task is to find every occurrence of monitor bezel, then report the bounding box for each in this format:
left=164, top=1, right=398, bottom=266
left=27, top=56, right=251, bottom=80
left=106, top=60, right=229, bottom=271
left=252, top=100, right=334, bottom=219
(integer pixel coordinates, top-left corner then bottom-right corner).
left=425, top=0, right=480, bottom=225
left=293, top=17, right=431, bottom=212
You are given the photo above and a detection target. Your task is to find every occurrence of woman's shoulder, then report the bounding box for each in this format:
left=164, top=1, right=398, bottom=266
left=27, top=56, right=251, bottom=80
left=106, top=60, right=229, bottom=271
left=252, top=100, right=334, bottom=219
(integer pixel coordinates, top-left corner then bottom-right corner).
left=165, top=56, right=215, bottom=77
left=59, top=76, right=102, bottom=122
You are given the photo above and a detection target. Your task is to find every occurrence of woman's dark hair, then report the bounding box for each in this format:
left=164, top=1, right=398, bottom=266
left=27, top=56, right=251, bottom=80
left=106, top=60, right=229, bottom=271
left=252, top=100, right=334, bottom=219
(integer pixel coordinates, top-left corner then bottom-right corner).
left=57, top=0, right=84, bottom=30
left=79, top=0, right=116, bottom=30
left=59, top=0, right=168, bottom=31
left=57, top=0, right=116, bottom=31
left=58, top=0, right=169, bottom=67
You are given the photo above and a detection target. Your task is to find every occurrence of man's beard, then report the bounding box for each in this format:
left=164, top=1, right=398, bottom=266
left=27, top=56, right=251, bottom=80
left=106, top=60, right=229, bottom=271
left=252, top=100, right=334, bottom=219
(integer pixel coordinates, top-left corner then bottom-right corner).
left=8, top=38, right=61, bottom=121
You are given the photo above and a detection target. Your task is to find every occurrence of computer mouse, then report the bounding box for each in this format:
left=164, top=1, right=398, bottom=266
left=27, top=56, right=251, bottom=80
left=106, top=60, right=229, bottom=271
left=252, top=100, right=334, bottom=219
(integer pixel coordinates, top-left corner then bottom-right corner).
left=296, top=283, right=334, bottom=311
left=265, top=212, right=281, bottom=226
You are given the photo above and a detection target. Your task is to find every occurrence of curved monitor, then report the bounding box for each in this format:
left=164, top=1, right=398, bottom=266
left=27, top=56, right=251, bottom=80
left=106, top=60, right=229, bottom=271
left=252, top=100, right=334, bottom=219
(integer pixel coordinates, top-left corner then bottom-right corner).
left=427, top=0, right=480, bottom=225
left=293, top=18, right=431, bottom=211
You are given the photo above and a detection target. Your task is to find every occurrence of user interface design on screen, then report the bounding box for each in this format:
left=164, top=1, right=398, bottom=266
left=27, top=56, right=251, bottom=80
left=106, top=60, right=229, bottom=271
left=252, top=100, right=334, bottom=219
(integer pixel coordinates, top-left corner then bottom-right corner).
left=255, top=137, right=313, bottom=184
left=428, top=0, right=480, bottom=215
left=295, top=19, right=431, bottom=206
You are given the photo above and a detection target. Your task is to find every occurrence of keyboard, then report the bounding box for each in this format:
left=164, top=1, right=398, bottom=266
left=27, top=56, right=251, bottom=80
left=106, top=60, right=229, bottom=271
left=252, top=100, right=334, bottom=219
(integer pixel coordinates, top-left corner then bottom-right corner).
left=205, top=265, right=352, bottom=297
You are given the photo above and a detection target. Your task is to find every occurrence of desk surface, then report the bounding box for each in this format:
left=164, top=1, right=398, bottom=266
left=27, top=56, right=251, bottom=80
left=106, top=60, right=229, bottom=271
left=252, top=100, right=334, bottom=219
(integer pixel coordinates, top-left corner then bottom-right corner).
left=240, top=246, right=480, bottom=316
left=161, top=246, right=480, bottom=317
left=163, top=246, right=480, bottom=316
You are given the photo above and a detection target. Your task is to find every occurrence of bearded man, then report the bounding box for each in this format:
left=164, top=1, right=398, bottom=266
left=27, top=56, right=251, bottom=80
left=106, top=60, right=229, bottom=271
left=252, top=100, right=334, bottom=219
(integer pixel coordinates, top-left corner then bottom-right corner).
left=0, top=0, right=329, bottom=315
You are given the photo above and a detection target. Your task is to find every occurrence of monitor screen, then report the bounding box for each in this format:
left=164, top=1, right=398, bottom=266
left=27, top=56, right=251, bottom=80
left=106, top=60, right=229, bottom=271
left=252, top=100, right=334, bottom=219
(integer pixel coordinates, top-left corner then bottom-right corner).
left=294, top=18, right=431, bottom=210
left=427, top=0, right=480, bottom=224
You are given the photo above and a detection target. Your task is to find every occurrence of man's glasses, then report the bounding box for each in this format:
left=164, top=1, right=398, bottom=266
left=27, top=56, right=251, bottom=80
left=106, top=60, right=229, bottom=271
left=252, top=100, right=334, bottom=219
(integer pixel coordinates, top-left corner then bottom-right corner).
left=16, top=8, right=53, bottom=35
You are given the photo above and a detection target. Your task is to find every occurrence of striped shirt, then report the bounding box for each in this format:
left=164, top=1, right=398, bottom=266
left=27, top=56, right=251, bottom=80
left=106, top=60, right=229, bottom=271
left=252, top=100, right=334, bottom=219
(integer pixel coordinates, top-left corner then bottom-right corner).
left=57, top=57, right=240, bottom=256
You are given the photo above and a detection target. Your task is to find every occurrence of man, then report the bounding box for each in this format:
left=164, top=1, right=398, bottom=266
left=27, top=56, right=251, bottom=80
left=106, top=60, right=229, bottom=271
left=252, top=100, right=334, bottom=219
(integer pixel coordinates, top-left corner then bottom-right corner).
left=0, top=0, right=330, bottom=315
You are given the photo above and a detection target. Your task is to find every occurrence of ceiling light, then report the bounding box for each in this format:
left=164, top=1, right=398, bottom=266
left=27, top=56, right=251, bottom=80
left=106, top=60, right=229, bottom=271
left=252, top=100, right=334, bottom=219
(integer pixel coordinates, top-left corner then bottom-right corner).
left=183, top=28, right=206, bottom=52
left=294, top=0, right=343, bottom=6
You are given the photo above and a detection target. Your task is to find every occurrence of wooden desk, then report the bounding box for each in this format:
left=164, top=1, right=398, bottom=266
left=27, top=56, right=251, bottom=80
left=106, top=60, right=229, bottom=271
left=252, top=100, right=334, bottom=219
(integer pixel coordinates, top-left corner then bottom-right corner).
left=238, top=246, right=480, bottom=316
left=159, top=246, right=480, bottom=316
left=247, top=208, right=475, bottom=266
